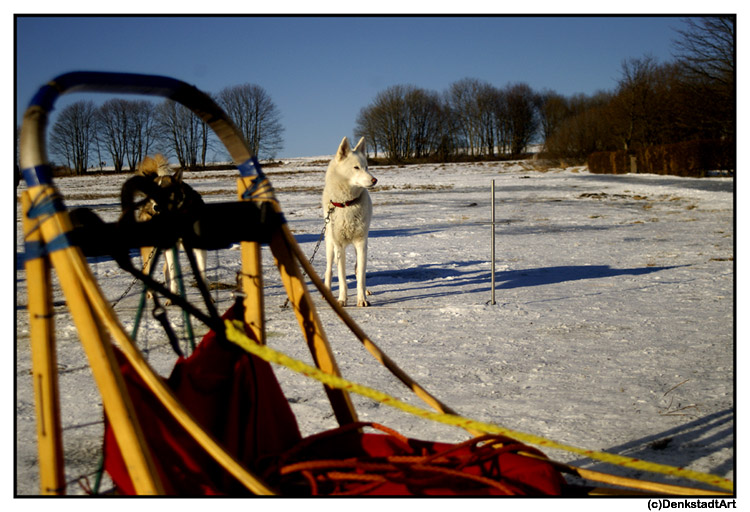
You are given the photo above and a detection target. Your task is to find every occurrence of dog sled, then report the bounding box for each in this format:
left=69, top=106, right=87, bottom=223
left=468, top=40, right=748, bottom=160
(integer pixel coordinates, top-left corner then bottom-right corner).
left=19, top=72, right=733, bottom=496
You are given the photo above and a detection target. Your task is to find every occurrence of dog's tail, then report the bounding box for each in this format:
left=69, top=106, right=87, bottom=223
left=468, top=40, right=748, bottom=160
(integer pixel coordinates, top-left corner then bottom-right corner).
left=137, top=154, right=171, bottom=177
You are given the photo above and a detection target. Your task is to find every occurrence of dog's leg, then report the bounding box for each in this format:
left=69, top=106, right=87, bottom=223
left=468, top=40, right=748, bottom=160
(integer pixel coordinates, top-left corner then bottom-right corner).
left=141, top=246, right=155, bottom=299
left=194, top=248, right=208, bottom=286
left=324, top=235, right=334, bottom=291
left=354, top=238, right=370, bottom=307
left=193, top=248, right=214, bottom=303
left=325, top=235, right=347, bottom=306
left=335, top=244, right=348, bottom=306
left=164, top=248, right=178, bottom=306
left=353, top=260, right=372, bottom=297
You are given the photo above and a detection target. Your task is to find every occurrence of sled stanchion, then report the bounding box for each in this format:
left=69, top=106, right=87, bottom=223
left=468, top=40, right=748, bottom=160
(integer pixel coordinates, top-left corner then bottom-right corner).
left=36, top=213, right=165, bottom=494
left=269, top=226, right=359, bottom=426
left=21, top=98, right=165, bottom=493
left=22, top=191, right=65, bottom=495
left=558, top=465, right=731, bottom=497
left=235, top=160, right=358, bottom=426
left=286, top=233, right=482, bottom=435
left=237, top=176, right=265, bottom=344
left=20, top=72, right=275, bottom=495
left=66, top=246, right=276, bottom=495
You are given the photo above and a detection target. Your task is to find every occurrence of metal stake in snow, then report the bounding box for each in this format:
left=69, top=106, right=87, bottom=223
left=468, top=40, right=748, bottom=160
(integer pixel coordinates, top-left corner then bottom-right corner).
left=490, top=179, right=496, bottom=305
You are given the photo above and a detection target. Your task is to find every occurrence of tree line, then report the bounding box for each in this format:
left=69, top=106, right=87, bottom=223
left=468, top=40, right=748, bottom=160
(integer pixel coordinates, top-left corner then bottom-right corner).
left=44, top=83, right=285, bottom=174
left=354, top=80, right=541, bottom=161
left=356, top=17, right=734, bottom=164
left=39, top=17, right=733, bottom=174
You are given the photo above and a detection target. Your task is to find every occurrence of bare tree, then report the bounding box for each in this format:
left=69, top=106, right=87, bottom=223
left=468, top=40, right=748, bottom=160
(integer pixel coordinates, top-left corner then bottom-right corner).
left=446, top=78, right=484, bottom=156
left=95, top=99, right=164, bottom=171
left=446, top=78, right=518, bottom=157
left=123, top=100, right=158, bottom=170
left=673, top=16, right=735, bottom=141
left=154, top=99, right=209, bottom=169
left=49, top=100, right=97, bottom=174
left=649, top=62, right=689, bottom=144
left=492, top=90, right=511, bottom=156
left=355, top=84, right=445, bottom=162
left=216, top=84, right=284, bottom=159
left=475, top=83, right=504, bottom=157
left=544, top=92, right=615, bottom=160
left=432, top=101, right=461, bottom=161
left=610, top=56, right=661, bottom=151
left=673, top=16, right=734, bottom=89
left=504, top=82, right=539, bottom=155
left=359, top=79, right=541, bottom=161
left=372, top=85, right=409, bottom=161
left=537, top=90, right=571, bottom=151
left=96, top=99, right=131, bottom=172
left=355, top=85, right=409, bottom=161
left=405, top=87, right=444, bottom=159
left=354, top=104, right=380, bottom=158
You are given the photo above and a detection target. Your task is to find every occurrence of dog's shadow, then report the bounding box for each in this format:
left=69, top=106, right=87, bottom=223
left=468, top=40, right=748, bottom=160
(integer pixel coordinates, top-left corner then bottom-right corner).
left=365, top=263, right=683, bottom=304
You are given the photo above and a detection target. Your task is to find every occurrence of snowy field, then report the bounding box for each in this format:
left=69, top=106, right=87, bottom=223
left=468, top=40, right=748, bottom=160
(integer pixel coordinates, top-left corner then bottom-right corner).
left=14, top=157, right=735, bottom=496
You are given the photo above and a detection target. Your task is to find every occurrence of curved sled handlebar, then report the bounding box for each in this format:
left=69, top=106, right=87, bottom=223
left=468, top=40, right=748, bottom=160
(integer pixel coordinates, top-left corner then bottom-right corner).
left=19, top=71, right=259, bottom=188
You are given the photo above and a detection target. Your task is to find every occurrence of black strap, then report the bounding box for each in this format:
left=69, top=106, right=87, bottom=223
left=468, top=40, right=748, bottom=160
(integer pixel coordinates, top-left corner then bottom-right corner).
left=152, top=299, right=184, bottom=358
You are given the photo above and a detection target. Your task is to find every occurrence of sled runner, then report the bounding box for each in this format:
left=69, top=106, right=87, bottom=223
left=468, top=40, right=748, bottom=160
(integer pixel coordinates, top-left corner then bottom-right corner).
left=19, top=72, right=733, bottom=496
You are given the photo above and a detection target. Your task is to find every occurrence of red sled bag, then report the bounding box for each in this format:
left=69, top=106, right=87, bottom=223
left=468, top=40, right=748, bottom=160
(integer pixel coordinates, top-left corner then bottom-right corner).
left=103, top=305, right=566, bottom=496
left=102, top=305, right=303, bottom=495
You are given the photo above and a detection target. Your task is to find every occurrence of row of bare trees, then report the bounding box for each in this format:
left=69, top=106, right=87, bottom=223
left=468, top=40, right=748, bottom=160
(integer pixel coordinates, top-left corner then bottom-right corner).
left=46, top=84, right=284, bottom=174
left=354, top=79, right=539, bottom=162
left=355, top=17, right=734, bottom=164
left=42, top=18, right=732, bottom=172
left=540, top=17, right=734, bottom=161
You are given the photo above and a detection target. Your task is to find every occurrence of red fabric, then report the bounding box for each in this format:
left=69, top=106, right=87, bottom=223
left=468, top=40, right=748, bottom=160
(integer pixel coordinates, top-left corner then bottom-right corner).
left=103, top=305, right=566, bottom=496
left=264, top=423, right=566, bottom=496
left=103, top=304, right=302, bottom=495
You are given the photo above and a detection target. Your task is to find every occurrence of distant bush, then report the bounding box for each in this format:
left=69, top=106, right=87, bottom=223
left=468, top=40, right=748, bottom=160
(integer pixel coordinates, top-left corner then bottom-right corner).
left=654, top=139, right=734, bottom=176
left=51, top=165, right=78, bottom=177
left=588, top=140, right=734, bottom=176
left=587, top=150, right=630, bottom=174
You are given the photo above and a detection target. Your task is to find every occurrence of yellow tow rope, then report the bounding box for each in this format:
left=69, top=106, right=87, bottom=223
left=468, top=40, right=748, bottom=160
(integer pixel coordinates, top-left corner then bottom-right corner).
left=223, top=320, right=733, bottom=493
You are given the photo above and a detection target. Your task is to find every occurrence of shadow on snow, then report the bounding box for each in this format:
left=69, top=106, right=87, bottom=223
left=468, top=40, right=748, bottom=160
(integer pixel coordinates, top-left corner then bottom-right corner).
left=359, top=262, right=681, bottom=304
left=567, top=408, right=734, bottom=491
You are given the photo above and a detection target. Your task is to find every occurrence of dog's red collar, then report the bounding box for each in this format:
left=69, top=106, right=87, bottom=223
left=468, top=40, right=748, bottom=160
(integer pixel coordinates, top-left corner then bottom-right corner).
left=330, top=195, right=361, bottom=208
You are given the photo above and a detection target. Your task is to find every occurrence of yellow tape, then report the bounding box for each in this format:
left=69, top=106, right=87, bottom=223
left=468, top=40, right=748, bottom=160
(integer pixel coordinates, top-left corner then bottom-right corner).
left=224, top=320, right=733, bottom=493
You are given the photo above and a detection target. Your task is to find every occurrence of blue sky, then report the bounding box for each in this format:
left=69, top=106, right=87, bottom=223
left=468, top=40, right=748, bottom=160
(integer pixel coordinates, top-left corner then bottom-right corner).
left=16, top=15, right=688, bottom=159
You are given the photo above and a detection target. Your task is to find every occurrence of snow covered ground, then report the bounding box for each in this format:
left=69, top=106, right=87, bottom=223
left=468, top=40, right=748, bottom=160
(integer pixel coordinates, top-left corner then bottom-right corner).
left=14, top=157, right=735, bottom=496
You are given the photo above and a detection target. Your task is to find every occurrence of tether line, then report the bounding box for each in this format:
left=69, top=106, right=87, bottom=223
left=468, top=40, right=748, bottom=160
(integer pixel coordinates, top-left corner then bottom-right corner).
left=223, top=320, right=733, bottom=493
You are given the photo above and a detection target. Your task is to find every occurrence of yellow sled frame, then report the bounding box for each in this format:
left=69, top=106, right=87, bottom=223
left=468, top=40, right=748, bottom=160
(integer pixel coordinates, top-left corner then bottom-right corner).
left=19, top=72, right=731, bottom=496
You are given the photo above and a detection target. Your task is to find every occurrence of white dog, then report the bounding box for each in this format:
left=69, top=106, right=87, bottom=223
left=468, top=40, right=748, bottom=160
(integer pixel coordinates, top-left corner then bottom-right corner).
left=322, top=137, right=378, bottom=307
left=135, top=154, right=208, bottom=305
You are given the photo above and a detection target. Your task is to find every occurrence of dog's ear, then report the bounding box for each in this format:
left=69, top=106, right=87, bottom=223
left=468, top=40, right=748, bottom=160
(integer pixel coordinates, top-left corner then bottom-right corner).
left=336, top=137, right=351, bottom=160
left=172, top=167, right=184, bottom=183
left=136, top=155, right=154, bottom=177
left=353, top=137, right=366, bottom=154
left=154, top=154, right=170, bottom=176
